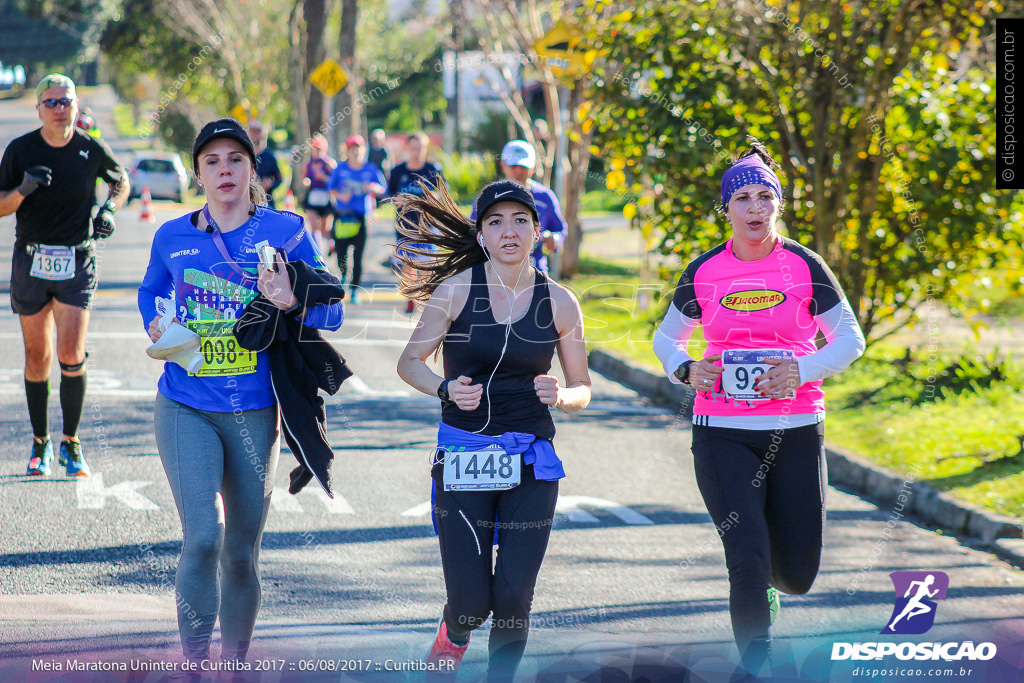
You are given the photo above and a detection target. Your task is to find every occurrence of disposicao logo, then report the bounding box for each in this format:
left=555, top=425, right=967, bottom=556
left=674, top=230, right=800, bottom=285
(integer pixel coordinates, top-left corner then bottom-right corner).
left=720, top=289, right=785, bottom=312
left=831, top=570, right=997, bottom=663
left=881, top=570, right=947, bottom=635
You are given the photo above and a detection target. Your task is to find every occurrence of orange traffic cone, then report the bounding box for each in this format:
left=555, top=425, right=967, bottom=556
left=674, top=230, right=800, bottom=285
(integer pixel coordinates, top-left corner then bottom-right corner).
left=283, top=189, right=296, bottom=212
left=139, top=186, right=155, bottom=223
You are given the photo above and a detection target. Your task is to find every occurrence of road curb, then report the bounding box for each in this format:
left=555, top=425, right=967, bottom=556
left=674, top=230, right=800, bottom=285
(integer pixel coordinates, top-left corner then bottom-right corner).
left=587, top=348, right=1024, bottom=569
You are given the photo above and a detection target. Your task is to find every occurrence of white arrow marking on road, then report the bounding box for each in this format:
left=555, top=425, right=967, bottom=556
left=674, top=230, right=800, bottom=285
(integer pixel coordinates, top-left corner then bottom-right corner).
left=76, top=473, right=160, bottom=510
left=344, top=375, right=411, bottom=397
left=401, top=501, right=434, bottom=517
left=304, top=487, right=354, bottom=514
left=270, top=489, right=354, bottom=513
left=555, top=495, right=654, bottom=525
left=400, top=496, right=654, bottom=525
left=270, top=492, right=304, bottom=512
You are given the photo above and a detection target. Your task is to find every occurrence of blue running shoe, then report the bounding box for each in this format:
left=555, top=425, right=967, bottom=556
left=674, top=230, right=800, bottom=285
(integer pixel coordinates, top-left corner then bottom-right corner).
left=767, top=587, right=780, bottom=625
left=60, top=438, right=91, bottom=477
left=26, top=437, right=53, bottom=476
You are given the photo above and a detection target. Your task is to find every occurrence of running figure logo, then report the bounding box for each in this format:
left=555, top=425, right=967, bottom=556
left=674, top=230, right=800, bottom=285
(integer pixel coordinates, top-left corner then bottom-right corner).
left=880, top=570, right=949, bottom=635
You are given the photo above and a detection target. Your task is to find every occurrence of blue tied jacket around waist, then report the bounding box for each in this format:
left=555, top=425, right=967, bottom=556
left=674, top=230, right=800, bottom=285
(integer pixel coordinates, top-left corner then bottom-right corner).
left=430, top=422, right=565, bottom=540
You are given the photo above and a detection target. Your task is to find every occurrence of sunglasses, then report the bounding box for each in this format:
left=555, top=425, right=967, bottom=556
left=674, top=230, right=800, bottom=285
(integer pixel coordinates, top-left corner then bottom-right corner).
left=40, top=98, right=74, bottom=109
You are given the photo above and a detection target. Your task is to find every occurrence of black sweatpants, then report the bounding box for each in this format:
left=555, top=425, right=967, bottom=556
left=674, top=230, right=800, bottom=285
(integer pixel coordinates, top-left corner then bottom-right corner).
left=691, top=421, right=827, bottom=673
left=431, top=461, right=559, bottom=682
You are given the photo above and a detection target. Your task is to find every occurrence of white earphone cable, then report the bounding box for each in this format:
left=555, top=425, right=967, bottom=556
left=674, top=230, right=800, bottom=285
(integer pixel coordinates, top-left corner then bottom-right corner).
left=472, top=232, right=530, bottom=435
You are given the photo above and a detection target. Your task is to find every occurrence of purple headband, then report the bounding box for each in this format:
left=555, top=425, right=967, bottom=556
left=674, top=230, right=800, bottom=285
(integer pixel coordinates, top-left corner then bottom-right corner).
left=720, top=155, right=783, bottom=208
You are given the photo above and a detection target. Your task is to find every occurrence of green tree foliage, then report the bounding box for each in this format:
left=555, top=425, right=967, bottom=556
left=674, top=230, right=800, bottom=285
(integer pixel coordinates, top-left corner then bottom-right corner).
left=584, top=0, right=1019, bottom=340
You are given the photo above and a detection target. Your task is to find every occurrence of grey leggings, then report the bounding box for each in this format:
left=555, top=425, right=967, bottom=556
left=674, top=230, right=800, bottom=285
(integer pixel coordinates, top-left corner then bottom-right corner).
left=155, top=392, right=279, bottom=663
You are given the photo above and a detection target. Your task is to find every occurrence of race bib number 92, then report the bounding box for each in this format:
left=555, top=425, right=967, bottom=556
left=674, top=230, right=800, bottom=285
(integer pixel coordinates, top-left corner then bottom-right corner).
left=721, top=349, right=796, bottom=401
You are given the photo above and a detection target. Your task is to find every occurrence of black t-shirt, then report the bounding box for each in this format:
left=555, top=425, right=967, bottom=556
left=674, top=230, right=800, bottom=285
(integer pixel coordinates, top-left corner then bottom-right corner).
left=367, top=146, right=389, bottom=178
left=386, top=161, right=443, bottom=199
left=0, top=128, right=124, bottom=245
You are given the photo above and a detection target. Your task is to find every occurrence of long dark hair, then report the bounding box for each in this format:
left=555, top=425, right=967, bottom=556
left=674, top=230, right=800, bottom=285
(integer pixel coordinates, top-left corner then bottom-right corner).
left=736, top=136, right=780, bottom=170
left=393, top=181, right=486, bottom=302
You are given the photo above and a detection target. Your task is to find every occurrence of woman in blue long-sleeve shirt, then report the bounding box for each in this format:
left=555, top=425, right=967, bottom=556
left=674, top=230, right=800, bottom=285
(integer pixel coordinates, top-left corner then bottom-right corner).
left=137, top=118, right=342, bottom=676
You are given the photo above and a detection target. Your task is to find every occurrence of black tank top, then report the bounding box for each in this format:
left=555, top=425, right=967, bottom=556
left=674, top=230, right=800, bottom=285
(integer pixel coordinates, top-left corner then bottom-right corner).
left=441, top=263, right=559, bottom=439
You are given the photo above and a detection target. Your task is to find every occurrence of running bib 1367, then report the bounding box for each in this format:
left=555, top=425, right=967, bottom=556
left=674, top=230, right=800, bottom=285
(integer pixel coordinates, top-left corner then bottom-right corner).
left=30, top=246, right=75, bottom=281
left=442, top=445, right=521, bottom=491
left=721, top=348, right=795, bottom=401
left=187, top=320, right=257, bottom=377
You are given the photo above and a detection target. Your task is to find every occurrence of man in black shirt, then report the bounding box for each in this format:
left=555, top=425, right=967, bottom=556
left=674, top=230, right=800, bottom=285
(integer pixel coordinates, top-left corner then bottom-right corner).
left=248, top=120, right=282, bottom=208
left=367, top=128, right=390, bottom=182
left=0, top=74, right=129, bottom=478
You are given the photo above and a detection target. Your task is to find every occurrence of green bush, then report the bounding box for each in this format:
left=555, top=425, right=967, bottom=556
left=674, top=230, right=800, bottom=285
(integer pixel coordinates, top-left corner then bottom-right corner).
left=437, top=151, right=498, bottom=204
left=581, top=189, right=629, bottom=214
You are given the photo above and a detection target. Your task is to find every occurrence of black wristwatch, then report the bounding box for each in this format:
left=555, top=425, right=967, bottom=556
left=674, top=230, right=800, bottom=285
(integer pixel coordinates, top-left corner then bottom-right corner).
left=437, top=378, right=453, bottom=403
left=674, top=360, right=696, bottom=385
left=283, top=300, right=306, bottom=320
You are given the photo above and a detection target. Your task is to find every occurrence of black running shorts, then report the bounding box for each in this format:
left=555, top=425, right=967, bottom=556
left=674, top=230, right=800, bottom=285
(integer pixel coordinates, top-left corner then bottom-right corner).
left=10, top=245, right=98, bottom=315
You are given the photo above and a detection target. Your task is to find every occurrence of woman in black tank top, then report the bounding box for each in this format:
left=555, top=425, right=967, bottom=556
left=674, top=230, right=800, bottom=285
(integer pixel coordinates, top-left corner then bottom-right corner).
left=396, top=180, right=591, bottom=682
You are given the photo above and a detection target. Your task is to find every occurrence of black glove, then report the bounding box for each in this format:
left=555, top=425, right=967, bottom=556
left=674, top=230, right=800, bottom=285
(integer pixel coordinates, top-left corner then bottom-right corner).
left=92, top=201, right=116, bottom=239
left=18, top=166, right=52, bottom=196
left=288, top=463, right=314, bottom=494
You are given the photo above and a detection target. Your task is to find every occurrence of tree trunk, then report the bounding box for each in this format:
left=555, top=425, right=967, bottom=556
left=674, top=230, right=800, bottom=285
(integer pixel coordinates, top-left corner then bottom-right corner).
left=559, top=79, right=591, bottom=279
left=289, top=0, right=311, bottom=195
left=304, top=0, right=329, bottom=135
left=334, top=0, right=360, bottom=152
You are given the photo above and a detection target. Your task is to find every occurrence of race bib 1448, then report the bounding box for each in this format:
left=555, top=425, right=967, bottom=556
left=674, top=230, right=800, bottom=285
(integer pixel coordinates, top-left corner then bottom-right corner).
left=442, top=445, right=521, bottom=491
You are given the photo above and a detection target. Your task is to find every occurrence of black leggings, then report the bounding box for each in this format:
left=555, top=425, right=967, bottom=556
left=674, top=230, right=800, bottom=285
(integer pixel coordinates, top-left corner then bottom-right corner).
left=691, top=422, right=826, bottom=672
left=333, top=215, right=366, bottom=287
left=431, top=461, right=559, bottom=682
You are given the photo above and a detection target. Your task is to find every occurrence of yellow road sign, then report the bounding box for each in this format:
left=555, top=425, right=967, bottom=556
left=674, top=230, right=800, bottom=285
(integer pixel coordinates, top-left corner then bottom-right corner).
left=230, top=104, right=248, bottom=125
left=533, top=21, right=593, bottom=76
left=311, top=59, right=349, bottom=97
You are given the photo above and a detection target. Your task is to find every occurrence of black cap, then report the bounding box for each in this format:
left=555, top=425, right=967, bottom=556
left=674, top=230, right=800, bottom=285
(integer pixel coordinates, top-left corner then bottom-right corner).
left=192, top=118, right=256, bottom=170
left=474, top=179, right=538, bottom=229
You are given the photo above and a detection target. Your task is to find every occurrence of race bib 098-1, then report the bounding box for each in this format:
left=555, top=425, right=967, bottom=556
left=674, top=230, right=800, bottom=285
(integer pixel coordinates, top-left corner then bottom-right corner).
left=721, top=348, right=796, bottom=401
left=442, top=445, right=521, bottom=491
left=187, top=320, right=257, bottom=377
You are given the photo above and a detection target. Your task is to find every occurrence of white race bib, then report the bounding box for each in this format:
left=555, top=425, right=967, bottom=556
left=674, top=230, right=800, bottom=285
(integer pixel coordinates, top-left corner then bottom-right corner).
left=442, top=445, right=521, bottom=491
left=30, top=246, right=76, bottom=281
left=307, top=189, right=329, bottom=206
left=721, top=349, right=796, bottom=401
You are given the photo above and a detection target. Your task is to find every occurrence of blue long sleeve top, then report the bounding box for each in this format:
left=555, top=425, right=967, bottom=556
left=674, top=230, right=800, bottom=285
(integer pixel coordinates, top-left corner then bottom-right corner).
left=138, top=206, right=343, bottom=412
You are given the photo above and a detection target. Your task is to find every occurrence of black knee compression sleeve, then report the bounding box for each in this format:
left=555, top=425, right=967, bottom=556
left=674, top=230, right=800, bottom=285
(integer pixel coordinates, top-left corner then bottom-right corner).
left=59, top=372, right=87, bottom=438
left=24, top=378, right=50, bottom=439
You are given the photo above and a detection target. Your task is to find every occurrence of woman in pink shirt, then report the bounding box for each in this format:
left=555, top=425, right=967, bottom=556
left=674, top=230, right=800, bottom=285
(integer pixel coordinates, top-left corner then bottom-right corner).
left=654, top=140, right=865, bottom=677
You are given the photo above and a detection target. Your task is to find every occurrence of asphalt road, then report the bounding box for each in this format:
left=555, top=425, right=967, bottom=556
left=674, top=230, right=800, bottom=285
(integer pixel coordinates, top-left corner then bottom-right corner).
left=0, top=92, right=1023, bottom=683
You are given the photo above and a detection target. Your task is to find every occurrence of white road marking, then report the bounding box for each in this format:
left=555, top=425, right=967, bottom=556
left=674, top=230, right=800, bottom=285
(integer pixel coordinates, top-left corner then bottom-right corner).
left=305, top=487, right=355, bottom=514
left=556, top=495, right=655, bottom=525
left=270, top=489, right=354, bottom=514
left=76, top=473, right=160, bottom=510
left=401, top=501, right=434, bottom=517
left=402, top=495, right=655, bottom=526
left=270, top=492, right=304, bottom=512
left=343, top=375, right=411, bottom=397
